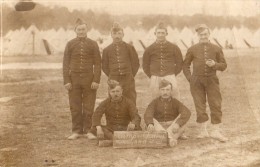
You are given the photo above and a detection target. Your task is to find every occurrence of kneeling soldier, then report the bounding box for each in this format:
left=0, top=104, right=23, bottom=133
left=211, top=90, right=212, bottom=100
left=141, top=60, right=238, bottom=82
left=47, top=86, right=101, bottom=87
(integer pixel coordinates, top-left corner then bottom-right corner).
left=90, top=80, right=142, bottom=140
left=144, top=79, right=191, bottom=147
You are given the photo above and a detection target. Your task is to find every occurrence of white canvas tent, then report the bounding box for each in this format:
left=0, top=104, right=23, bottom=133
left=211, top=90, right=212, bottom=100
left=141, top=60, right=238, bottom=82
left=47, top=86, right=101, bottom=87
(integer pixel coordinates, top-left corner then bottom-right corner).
left=3, top=25, right=56, bottom=56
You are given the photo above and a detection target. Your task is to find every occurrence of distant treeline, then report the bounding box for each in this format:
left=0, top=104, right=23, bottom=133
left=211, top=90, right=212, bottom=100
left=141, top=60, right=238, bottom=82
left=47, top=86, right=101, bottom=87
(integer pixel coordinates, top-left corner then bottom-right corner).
left=2, top=3, right=260, bottom=35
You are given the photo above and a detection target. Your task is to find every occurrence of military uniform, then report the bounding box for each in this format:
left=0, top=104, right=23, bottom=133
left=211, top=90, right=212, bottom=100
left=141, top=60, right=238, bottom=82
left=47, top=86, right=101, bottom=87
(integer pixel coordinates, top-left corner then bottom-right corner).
left=183, top=42, right=227, bottom=124
left=63, top=37, right=101, bottom=134
left=102, top=41, right=139, bottom=104
left=144, top=97, right=191, bottom=126
left=143, top=41, right=183, bottom=99
left=90, top=96, right=142, bottom=139
left=144, top=95, right=191, bottom=145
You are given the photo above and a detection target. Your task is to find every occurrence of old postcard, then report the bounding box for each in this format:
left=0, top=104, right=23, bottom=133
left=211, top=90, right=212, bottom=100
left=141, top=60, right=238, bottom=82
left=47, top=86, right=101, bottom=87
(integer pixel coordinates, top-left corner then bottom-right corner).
left=1, top=0, right=260, bottom=166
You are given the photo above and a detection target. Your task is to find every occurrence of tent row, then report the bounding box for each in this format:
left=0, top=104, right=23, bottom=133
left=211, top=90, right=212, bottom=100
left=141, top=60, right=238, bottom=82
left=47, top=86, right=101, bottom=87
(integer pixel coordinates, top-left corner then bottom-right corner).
left=2, top=25, right=260, bottom=56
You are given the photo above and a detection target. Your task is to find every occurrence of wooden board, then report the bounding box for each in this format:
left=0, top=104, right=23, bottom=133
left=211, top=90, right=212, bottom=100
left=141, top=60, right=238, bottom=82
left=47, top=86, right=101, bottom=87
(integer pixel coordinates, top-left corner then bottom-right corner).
left=99, top=140, right=113, bottom=147
left=113, top=131, right=168, bottom=149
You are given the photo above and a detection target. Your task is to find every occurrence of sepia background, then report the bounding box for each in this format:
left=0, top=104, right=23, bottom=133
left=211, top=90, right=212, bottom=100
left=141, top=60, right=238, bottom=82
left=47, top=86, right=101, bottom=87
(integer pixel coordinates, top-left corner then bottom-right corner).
left=0, top=0, right=260, bottom=166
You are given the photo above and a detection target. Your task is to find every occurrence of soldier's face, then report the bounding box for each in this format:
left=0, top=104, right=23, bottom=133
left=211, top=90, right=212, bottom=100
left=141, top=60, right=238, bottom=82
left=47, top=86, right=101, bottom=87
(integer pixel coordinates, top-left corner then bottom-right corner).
left=198, top=29, right=210, bottom=42
left=109, top=86, right=123, bottom=101
left=155, top=29, right=167, bottom=41
left=75, top=24, right=88, bottom=37
left=111, top=31, right=124, bottom=43
left=159, top=85, right=172, bottom=99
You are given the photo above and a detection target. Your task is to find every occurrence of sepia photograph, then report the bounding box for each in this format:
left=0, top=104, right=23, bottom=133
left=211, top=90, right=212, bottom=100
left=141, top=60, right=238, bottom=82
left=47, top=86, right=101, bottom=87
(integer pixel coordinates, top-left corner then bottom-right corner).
left=0, top=0, right=260, bottom=166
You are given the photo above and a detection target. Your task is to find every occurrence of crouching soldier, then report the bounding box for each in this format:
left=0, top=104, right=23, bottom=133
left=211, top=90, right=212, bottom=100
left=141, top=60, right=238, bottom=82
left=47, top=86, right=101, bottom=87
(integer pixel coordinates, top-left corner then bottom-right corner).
left=144, top=79, right=191, bottom=147
left=89, top=80, right=142, bottom=140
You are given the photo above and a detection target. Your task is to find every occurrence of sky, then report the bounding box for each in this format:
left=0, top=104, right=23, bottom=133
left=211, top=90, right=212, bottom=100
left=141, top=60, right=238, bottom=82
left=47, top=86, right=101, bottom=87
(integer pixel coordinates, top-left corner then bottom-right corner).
left=3, top=0, right=260, bottom=16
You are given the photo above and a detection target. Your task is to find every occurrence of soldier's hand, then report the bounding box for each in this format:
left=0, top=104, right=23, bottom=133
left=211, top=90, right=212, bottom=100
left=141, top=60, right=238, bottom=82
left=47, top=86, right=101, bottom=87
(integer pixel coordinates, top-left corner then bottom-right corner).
left=206, top=59, right=216, bottom=67
left=64, top=83, right=72, bottom=91
left=147, top=124, right=155, bottom=132
left=91, top=82, right=99, bottom=90
left=127, top=123, right=135, bottom=131
left=96, top=126, right=104, bottom=139
left=171, top=123, right=180, bottom=133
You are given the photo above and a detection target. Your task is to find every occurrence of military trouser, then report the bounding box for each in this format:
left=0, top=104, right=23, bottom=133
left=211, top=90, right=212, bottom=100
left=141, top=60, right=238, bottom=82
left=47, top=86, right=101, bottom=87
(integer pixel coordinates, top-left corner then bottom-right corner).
left=190, top=75, right=222, bottom=124
left=152, top=119, right=186, bottom=140
left=109, top=73, right=136, bottom=105
left=90, top=124, right=142, bottom=140
left=69, top=72, right=97, bottom=134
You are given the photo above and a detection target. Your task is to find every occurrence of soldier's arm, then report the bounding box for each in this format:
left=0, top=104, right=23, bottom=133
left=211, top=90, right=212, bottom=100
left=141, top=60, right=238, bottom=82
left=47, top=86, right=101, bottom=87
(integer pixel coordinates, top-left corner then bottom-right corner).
left=63, top=42, right=71, bottom=85
left=129, top=45, right=140, bottom=76
left=183, top=48, right=193, bottom=82
left=92, top=100, right=107, bottom=127
left=212, top=48, right=227, bottom=71
left=174, top=100, right=191, bottom=127
left=102, top=48, right=110, bottom=76
left=142, top=49, right=151, bottom=78
left=144, top=100, right=156, bottom=126
left=174, top=45, right=183, bottom=76
left=127, top=100, right=141, bottom=126
left=93, top=42, right=101, bottom=83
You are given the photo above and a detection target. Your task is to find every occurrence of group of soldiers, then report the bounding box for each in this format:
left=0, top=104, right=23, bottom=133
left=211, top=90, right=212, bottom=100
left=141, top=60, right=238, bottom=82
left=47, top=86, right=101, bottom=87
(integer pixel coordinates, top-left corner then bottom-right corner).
left=63, top=18, right=228, bottom=147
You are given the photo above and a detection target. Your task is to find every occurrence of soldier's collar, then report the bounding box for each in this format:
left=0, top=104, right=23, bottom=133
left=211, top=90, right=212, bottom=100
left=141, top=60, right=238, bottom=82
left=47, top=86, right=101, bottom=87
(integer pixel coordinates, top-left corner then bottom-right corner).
left=77, top=36, right=87, bottom=41
left=199, top=40, right=210, bottom=44
left=110, top=96, right=123, bottom=103
left=155, top=40, right=167, bottom=45
left=159, top=96, right=172, bottom=102
left=112, top=41, right=124, bottom=45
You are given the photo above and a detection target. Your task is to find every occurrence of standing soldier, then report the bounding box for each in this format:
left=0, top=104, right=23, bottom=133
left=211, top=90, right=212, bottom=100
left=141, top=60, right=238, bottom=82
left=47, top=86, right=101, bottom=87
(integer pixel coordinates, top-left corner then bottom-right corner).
left=183, top=24, right=228, bottom=142
left=143, top=22, right=183, bottom=100
left=63, top=18, right=101, bottom=140
left=102, top=23, right=140, bottom=105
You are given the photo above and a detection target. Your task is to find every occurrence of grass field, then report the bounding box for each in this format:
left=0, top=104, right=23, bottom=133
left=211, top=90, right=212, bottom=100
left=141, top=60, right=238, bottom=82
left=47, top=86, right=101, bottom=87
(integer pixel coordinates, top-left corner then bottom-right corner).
left=0, top=49, right=260, bottom=167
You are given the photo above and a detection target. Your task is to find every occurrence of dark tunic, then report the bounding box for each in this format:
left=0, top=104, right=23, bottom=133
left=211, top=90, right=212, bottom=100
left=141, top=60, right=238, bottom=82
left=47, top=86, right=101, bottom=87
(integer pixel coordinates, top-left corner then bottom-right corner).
left=143, top=41, right=183, bottom=78
left=144, top=97, right=191, bottom=127
left=63, top=37, right=101, bottom=84
left=92, top=96, right=141, bottom=131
